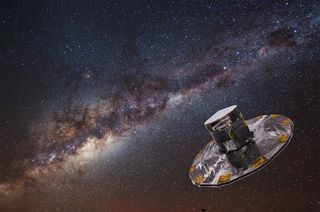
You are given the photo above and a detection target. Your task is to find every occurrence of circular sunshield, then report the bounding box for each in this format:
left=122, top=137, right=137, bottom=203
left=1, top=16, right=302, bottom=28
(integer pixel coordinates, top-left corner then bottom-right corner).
left=189, top=114, right=294, bottom=187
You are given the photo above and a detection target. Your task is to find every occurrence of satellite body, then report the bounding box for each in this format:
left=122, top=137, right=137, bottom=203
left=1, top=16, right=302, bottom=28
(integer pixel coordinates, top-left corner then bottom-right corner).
left=189, top=105, right=294, bottom=187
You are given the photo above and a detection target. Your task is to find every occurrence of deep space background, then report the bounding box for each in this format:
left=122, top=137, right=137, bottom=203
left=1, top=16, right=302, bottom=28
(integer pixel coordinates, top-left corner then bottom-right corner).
left=0, top=1, right=320, bottom=211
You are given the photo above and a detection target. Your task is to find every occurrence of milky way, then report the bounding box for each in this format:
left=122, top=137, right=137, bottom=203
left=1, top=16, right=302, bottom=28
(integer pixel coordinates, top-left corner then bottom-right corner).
left=1, top=1, right=320, bottom=211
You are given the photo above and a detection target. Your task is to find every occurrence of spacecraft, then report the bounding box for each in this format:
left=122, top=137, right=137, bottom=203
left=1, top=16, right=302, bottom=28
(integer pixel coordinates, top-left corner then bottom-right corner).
left=189, top=105, right=294, bottom=187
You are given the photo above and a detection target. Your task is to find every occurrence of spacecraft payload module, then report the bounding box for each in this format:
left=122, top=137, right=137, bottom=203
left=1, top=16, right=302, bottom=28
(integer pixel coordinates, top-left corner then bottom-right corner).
left=189, top=105, right=294, bottom=187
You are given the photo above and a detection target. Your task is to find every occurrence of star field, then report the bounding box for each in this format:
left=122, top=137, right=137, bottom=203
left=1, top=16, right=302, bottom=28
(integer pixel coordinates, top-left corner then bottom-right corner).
left=0, top=1, right=319, bottom=211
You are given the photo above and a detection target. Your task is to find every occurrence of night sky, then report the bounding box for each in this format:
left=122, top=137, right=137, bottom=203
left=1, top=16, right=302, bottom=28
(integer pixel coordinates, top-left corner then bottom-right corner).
left=1, top=1, right=320, bottom=211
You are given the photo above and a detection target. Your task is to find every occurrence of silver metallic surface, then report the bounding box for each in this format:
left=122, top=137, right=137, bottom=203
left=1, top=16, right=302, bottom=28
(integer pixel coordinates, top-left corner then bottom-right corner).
left=189, top=114, right=294, bottom=187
